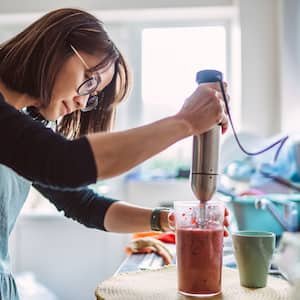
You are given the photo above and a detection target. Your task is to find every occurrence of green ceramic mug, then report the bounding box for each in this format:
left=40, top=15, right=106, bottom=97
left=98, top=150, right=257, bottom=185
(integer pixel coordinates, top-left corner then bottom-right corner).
left=232, top=231, right=276, bottom=288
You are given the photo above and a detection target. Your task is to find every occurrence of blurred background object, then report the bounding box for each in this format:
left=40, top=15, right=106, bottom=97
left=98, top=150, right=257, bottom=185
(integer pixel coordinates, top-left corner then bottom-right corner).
left=275, top=232, right=300, bottom=299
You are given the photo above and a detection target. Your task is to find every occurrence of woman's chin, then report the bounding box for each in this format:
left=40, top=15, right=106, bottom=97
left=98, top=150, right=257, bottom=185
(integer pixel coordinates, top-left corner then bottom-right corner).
left=38, top=109, right=59, bottom=122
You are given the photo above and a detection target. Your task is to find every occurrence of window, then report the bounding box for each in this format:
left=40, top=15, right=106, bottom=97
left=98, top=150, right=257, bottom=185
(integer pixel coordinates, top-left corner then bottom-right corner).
left=0, top=9, right=235, bottom=212
left=140, top=26, right=227, bottom=177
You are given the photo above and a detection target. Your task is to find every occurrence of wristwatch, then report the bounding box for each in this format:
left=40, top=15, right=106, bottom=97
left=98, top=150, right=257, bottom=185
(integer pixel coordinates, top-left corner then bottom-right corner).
left=150, top=207, right=170, bottom=232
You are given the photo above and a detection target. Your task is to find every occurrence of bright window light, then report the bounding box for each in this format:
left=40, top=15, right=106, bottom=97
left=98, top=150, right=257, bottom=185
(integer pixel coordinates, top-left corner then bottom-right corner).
left=141, top=26, right=227, bottom=176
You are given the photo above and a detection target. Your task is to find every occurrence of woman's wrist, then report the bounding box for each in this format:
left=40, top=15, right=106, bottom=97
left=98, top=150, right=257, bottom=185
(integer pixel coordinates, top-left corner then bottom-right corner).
left=170, top=114, right=193, bottom=138
left=150, top=208, right=171, bottom=232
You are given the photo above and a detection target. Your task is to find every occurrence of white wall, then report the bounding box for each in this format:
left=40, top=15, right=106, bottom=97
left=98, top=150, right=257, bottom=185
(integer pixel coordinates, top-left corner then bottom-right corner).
left=0, top=0, right=233, bottom=13
left=238, top=0, right=281, bottom=136
left=279, top=0, right=300, bottom=133
left=125, top=179, right=194, bottom=207
left=237, top=0, right=300, bottom=136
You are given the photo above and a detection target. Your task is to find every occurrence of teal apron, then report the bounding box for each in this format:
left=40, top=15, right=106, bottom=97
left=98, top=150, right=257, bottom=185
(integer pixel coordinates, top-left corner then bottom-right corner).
left=0, top=164, right=31, bottom=299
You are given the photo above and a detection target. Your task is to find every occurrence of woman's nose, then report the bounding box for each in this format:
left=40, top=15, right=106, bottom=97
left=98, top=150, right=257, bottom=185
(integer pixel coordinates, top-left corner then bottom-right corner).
left=73, top=95, right=88, bottom=110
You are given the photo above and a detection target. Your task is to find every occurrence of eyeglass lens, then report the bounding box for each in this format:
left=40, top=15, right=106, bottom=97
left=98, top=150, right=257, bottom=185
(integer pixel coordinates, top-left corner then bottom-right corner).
left=78, top=77, right=99, bottom=96
left=80, top=94, right=99, bottom=112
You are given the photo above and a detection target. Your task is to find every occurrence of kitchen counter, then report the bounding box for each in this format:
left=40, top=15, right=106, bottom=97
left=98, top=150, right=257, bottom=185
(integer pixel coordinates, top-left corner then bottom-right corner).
left=115, top=235, right=287, bottom=279
left=95, top=237, right=291, bottom=299
left=96, top=260, right=291, bottom=300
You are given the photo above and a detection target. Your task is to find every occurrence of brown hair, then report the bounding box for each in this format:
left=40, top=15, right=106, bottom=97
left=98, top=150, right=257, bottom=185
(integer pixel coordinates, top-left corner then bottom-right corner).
left=0, top=8, right=131, bottom=138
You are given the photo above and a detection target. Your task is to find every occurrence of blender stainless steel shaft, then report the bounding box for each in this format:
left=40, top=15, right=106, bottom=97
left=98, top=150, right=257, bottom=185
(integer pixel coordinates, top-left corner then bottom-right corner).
left=191, top=70, right=223, bottom=202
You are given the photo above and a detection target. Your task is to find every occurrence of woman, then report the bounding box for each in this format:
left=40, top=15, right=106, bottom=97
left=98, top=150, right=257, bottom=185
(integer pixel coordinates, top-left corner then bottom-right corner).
left=0, top=8, right=229, bottom=299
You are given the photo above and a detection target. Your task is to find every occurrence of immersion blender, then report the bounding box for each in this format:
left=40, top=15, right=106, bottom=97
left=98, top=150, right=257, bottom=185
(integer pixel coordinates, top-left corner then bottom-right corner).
left=191, top=69, right=289, bottom=221
left=191, top=70, right=223, bottom=219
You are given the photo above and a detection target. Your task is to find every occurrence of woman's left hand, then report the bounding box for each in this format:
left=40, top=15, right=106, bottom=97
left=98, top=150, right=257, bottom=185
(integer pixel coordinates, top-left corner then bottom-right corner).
left=165, top=207, right=230, bottom=237
left=224, top=207, right=230, bottom=237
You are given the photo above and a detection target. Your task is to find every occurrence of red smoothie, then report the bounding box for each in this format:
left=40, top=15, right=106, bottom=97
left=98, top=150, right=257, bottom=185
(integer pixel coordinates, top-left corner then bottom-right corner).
left=176, top=227, right=223, bottom=296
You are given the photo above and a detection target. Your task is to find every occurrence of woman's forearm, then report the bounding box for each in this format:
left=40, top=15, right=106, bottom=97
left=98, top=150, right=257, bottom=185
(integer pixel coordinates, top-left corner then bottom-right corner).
left=103, top=201, right=153, bottom=233
left=88, top=116, right=190, bottom=180
left=88, top=83, right=229, bottom=180
left=103, top=201, right=170, bottom=233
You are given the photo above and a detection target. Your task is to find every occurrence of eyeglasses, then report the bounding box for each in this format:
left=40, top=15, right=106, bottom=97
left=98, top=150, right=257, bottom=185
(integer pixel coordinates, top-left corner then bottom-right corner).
left=70, top=45, right=103, bottom=112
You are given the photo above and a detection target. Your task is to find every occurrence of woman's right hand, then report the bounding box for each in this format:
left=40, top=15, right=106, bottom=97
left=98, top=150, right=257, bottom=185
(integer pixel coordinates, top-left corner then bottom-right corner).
left=89, top=82, right=229, bottom=180
left=175, top=83, right=229, bottom=136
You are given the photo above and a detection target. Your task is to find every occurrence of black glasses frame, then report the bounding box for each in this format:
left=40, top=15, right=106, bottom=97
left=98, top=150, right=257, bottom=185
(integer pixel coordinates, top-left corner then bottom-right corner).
left=80, top=91, right=105, bottom=112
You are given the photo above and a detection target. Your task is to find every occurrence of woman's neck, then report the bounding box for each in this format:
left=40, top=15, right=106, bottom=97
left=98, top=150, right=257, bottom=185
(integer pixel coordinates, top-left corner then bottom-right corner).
left=0, top=80, right=39, bottom=110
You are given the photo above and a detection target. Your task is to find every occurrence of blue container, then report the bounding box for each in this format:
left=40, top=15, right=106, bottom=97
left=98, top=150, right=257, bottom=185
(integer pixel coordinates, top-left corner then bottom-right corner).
left=229, top=194, right=300, bottom=236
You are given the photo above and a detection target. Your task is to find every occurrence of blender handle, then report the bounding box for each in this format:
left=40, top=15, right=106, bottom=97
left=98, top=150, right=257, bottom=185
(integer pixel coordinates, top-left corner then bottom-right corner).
left=191, top=70, right=223, bottom=201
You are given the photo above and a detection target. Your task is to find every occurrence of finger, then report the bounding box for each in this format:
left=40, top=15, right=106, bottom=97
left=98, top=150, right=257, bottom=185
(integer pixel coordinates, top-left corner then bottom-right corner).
left=168, top=213, right=175, bottom=222
left=224, top=208, right=229, bottom=216
left=215, top=92, right=226, bottom=109
left=215, top=92, right=226, bottom=119
left=203, top=82, right=223, bottom=93
left=220, top=103, right=228, bottom=122
left=215, top=84, right=230, bottom=109
left=217, top=108, right=228, bottom=133
left=215, top=91, right=223, bottom=101
left=219, top=111, right=228, bottom=127
left=221, top=82, right=228, bottom=95
left=219, top=92, right=230, bottom=134
left=222, top=122, right=228, bottom=135
left=216, top=91, right=230, bottom=109
left=224, top=218, right=229, bottom=227
left=225, top=94, right=230, bottom=104
left=219, top=95, right=226, bottom=111
left=202, top=81, right=228, bottom=94
left=167, top=211, right=176, bottom=231
left=222, top=118, right=229, bottom=134
left=224, top=229, right=229, bottom=237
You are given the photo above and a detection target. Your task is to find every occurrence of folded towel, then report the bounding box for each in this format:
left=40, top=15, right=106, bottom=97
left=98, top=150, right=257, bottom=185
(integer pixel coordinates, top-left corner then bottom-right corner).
left=125, top=237, right=174, bottom=265
left=132, top=232, right=175, bottom=244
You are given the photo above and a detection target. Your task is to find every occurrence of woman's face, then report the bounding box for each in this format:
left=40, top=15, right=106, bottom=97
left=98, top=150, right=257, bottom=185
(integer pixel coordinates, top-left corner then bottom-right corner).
left=39, top=50, right=115, bottom=121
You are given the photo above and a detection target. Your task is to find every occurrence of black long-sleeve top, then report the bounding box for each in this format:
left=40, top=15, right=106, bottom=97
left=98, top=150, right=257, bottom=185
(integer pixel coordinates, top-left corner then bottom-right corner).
left=33, top=183, right=117, bottom=231
left=0, top=93, right=97, bottom=188
left=0, top=93, right=118, bottom=231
